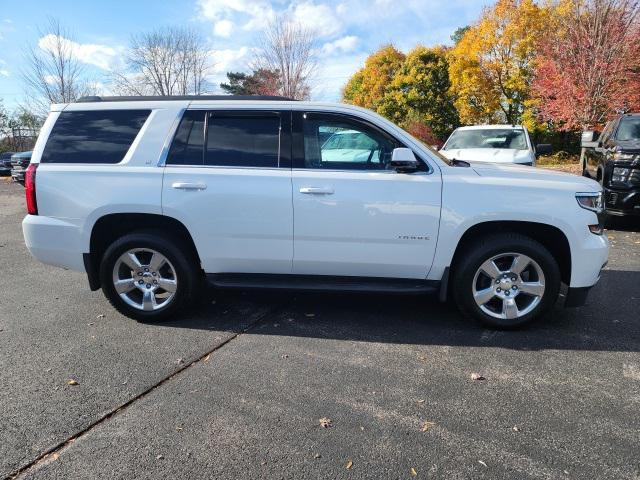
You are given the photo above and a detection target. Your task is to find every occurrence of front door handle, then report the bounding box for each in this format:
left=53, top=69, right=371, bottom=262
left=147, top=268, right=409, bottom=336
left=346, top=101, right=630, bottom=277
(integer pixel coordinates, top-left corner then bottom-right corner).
left=172, top=182, right=207, bottom=191
left=299, top=187, right=334, bottom=195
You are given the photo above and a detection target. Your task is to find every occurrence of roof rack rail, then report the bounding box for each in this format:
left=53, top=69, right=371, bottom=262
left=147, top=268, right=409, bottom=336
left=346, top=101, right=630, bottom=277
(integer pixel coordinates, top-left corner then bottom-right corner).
left=76, top=95, right=296, bottom=103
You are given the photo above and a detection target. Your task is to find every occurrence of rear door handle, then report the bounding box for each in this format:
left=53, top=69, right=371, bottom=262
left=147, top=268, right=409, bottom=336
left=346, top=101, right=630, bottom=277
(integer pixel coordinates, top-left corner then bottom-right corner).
left=299, top=187, right=334, bottom=195
left=172, top=182, right=207, bottom=191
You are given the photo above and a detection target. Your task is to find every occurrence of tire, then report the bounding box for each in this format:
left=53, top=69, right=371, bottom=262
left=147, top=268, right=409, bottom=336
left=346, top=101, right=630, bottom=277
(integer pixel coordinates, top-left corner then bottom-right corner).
left=452, top=233, right=561, bottom=329
left=99, top=231, right=199, bottom=322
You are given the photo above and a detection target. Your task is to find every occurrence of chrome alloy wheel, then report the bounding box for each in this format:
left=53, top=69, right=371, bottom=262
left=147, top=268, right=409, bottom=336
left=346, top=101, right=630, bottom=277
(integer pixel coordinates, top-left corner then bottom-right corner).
left=472, top=252, right=546, bottom=321
left=112, top=248, right=178, bottom=311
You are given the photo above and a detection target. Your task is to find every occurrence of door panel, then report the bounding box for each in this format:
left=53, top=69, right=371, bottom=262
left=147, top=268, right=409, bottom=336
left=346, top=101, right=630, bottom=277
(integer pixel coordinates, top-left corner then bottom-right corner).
left=163, top=167, right=293, bottom=273
left=162, top=109, right=293, bottom=274
left=292, top=170, right=441, bottom=278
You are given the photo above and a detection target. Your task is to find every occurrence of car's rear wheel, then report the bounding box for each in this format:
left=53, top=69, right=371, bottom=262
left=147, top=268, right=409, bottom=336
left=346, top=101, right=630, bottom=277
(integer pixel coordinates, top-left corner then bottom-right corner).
left=452, top=233, right=561, bottom=328
left=100, top=232, right=198, bottom=321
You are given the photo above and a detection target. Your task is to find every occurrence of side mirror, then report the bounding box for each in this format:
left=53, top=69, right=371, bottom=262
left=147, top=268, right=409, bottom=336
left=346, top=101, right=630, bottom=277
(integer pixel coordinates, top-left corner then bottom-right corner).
left=581, top=131, right=599, bottom=148
left=391, top=148, right=419, bottom=172
left=535, top=144, right=552, bottom=157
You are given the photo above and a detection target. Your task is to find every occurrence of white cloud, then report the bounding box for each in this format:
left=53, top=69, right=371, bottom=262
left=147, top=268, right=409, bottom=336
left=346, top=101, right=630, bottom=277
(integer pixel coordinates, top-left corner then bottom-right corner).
left=0, top=69, right=9, bottom=77
left=198, top=0, right=274, bottom=30
left=209, top=47, right=250, bottom=74
left=322, top=35, right=358, bottom=55
left=214, top=19, right=234, bottom=37
left=291, top=1, right=342, bottom=37
left=38, top=34, right=118, bottom=71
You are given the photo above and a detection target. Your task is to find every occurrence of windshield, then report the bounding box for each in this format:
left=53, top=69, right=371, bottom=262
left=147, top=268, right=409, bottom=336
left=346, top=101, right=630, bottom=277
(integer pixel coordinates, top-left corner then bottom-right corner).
left=616, top=117, right=640, bottom=141
left=444, top=129, right=528, bottom=150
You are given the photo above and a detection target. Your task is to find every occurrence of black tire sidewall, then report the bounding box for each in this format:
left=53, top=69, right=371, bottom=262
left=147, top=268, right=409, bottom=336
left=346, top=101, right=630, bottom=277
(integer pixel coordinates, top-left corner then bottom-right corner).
left=99, top=232, right=196, bottom=322
left=453, top=234, right=561, bottom=329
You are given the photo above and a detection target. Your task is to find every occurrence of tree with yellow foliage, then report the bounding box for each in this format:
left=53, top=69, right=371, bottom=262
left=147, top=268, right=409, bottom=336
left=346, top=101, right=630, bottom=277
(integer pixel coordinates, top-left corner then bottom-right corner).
left=342, top=45, right=405, bottom=111
left=343, top=45, right=459, bottom=142
left=448, top=0, right=550, bottom=126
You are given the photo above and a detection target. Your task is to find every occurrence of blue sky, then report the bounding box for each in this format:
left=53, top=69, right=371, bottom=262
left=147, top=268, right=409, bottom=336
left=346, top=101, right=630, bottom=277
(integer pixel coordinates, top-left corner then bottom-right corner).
left=0, top=0, right=493, bottom=111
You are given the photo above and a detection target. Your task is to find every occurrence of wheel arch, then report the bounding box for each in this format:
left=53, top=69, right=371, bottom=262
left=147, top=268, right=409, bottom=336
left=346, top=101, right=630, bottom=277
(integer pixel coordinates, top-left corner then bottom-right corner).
left=86, top=213, right=202, bottom=291
left=448, top=220, right=571, bottom=287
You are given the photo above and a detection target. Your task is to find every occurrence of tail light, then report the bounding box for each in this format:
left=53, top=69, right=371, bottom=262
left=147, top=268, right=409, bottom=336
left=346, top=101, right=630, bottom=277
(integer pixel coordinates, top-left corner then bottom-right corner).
left=25, top=163, right=38, bottom=215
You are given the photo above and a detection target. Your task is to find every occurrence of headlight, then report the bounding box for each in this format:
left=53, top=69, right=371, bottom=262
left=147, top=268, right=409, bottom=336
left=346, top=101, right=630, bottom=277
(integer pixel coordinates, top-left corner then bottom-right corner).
left=612, top=167, right=631, bottom=183
left=576, top=192, right=604, bottom=213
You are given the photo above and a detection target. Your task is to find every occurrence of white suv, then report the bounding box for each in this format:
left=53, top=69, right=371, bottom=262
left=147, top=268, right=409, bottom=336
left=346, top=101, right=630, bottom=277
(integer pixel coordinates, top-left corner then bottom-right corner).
left=22, top=96, right=608, bottom=328
left=440, top=124, right=551, bottom=166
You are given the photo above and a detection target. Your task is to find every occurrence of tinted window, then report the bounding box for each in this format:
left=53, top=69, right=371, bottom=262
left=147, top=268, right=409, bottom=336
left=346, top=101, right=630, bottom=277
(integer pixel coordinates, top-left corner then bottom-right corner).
left=303, top=114, right=398, bottom=170
left=616, top=117, right=640, bottom=141
left=41, top=110, right=150, bottom=164
left=166, top=110, right=205, bottom=165
left=205, top=114, right=280, bottom=168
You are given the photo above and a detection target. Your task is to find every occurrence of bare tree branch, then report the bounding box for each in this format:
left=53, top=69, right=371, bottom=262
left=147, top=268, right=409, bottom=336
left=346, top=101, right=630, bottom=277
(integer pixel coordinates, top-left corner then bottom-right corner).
left=112, top=26, right=213, bottom=96
left=252, top=17, right=319, bottom=100
left=21, top=18, right=96, bottom=114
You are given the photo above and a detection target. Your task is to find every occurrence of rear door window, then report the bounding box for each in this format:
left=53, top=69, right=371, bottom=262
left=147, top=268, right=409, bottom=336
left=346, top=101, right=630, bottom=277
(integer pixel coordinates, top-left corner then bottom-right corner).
left=41, top=110, right=150, bottom=164
left=205, top=113, right=281, bottom=168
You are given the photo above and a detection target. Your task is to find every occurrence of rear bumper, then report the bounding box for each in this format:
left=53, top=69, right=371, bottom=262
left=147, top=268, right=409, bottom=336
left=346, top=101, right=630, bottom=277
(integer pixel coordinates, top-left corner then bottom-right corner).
left=22, top=214, right=85, bottom=272
left=604, top=187, right=640, bottom=216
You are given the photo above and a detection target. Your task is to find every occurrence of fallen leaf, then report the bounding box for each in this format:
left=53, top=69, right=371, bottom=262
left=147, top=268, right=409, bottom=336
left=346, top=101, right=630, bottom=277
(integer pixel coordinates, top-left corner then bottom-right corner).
left=203, top=354, right=210, bottom=362
left=417, top=399, right=425, bottom=404
left=421, top=421, right=436, bottom=432
left=319, top=417, right=332, bottom=428
left=512, top=426, right=519, bottom=432
left=411, top=467, right=418, bottom=476
left=51, top=452, right=60, bottom=461
left=176, top=426, right=183, bottom=431
left=67, top=379, right=78, bottom=386
left=87, top=322, right=94, bottom=326
left=345, top=460, right=353, bottom=470
left=96, top=314, right=105, bottom=319
left=156, top=454, right=164, bottom=460
left=281, top=354, right=289, bottom=359
left=478, top=460, right=487, bottom=467
left=470, top=373, right=486, bottom=381
left=176, top=358, right=184, bottom=364
left=314, top=453, right=321, bottom=459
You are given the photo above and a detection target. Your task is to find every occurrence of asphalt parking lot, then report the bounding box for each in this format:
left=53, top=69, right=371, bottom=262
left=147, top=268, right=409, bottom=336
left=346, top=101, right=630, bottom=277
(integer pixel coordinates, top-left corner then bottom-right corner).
left=1, top=179, right=639, bottom=479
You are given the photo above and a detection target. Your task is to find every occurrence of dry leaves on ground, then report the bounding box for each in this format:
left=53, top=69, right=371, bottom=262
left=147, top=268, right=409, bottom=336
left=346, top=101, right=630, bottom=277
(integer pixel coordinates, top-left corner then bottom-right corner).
left=319, top=417, right=332, bottom=428
left=345, top=460, right=353, bottom=469
left=421, top=421, right=436, bottom=432
left=470, top=373, right=486, bottom=381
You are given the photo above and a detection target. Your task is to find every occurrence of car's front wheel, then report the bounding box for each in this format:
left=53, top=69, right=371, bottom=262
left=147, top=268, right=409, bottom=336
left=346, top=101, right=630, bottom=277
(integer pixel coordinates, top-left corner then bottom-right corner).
left=452, top=233, right=561, bottom=328
left=99, top=232, right=199, bottom=322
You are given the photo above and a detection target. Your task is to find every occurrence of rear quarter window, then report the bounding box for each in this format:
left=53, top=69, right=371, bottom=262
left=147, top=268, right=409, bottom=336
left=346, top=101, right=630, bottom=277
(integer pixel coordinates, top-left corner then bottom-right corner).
left=41, top=110, right=150, bottom=164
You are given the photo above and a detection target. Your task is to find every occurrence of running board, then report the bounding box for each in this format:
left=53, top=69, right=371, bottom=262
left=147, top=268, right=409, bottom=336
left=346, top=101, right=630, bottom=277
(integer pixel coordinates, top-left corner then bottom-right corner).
left=207, top=273, right=439, bottom=295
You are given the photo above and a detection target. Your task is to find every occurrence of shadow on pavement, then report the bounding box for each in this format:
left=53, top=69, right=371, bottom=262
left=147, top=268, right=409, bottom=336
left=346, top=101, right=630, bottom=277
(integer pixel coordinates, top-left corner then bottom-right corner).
left=151, top=269, right=640, bottom=353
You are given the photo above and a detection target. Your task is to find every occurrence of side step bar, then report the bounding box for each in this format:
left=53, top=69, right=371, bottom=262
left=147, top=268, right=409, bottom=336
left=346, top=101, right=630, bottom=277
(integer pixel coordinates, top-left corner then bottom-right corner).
left=207, top=273, right=440, bottom=295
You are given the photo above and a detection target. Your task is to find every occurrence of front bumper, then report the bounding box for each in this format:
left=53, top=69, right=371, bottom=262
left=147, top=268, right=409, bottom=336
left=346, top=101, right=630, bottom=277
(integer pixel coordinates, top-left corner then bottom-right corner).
left=604, top=187, right=640, bottom=216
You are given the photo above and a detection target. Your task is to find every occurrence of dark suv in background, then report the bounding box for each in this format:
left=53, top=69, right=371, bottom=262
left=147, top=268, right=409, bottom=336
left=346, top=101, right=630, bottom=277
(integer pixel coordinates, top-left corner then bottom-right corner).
left=10, top=151, right=32, bottom=185
left=582, top=113, right=640, bottom=217
left=0, top=152, right=16, bottom=176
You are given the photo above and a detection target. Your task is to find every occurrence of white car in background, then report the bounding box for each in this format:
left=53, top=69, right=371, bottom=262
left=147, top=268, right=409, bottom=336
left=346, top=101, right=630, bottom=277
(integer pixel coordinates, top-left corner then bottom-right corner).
left=439, top=125, right=551, bottom=166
